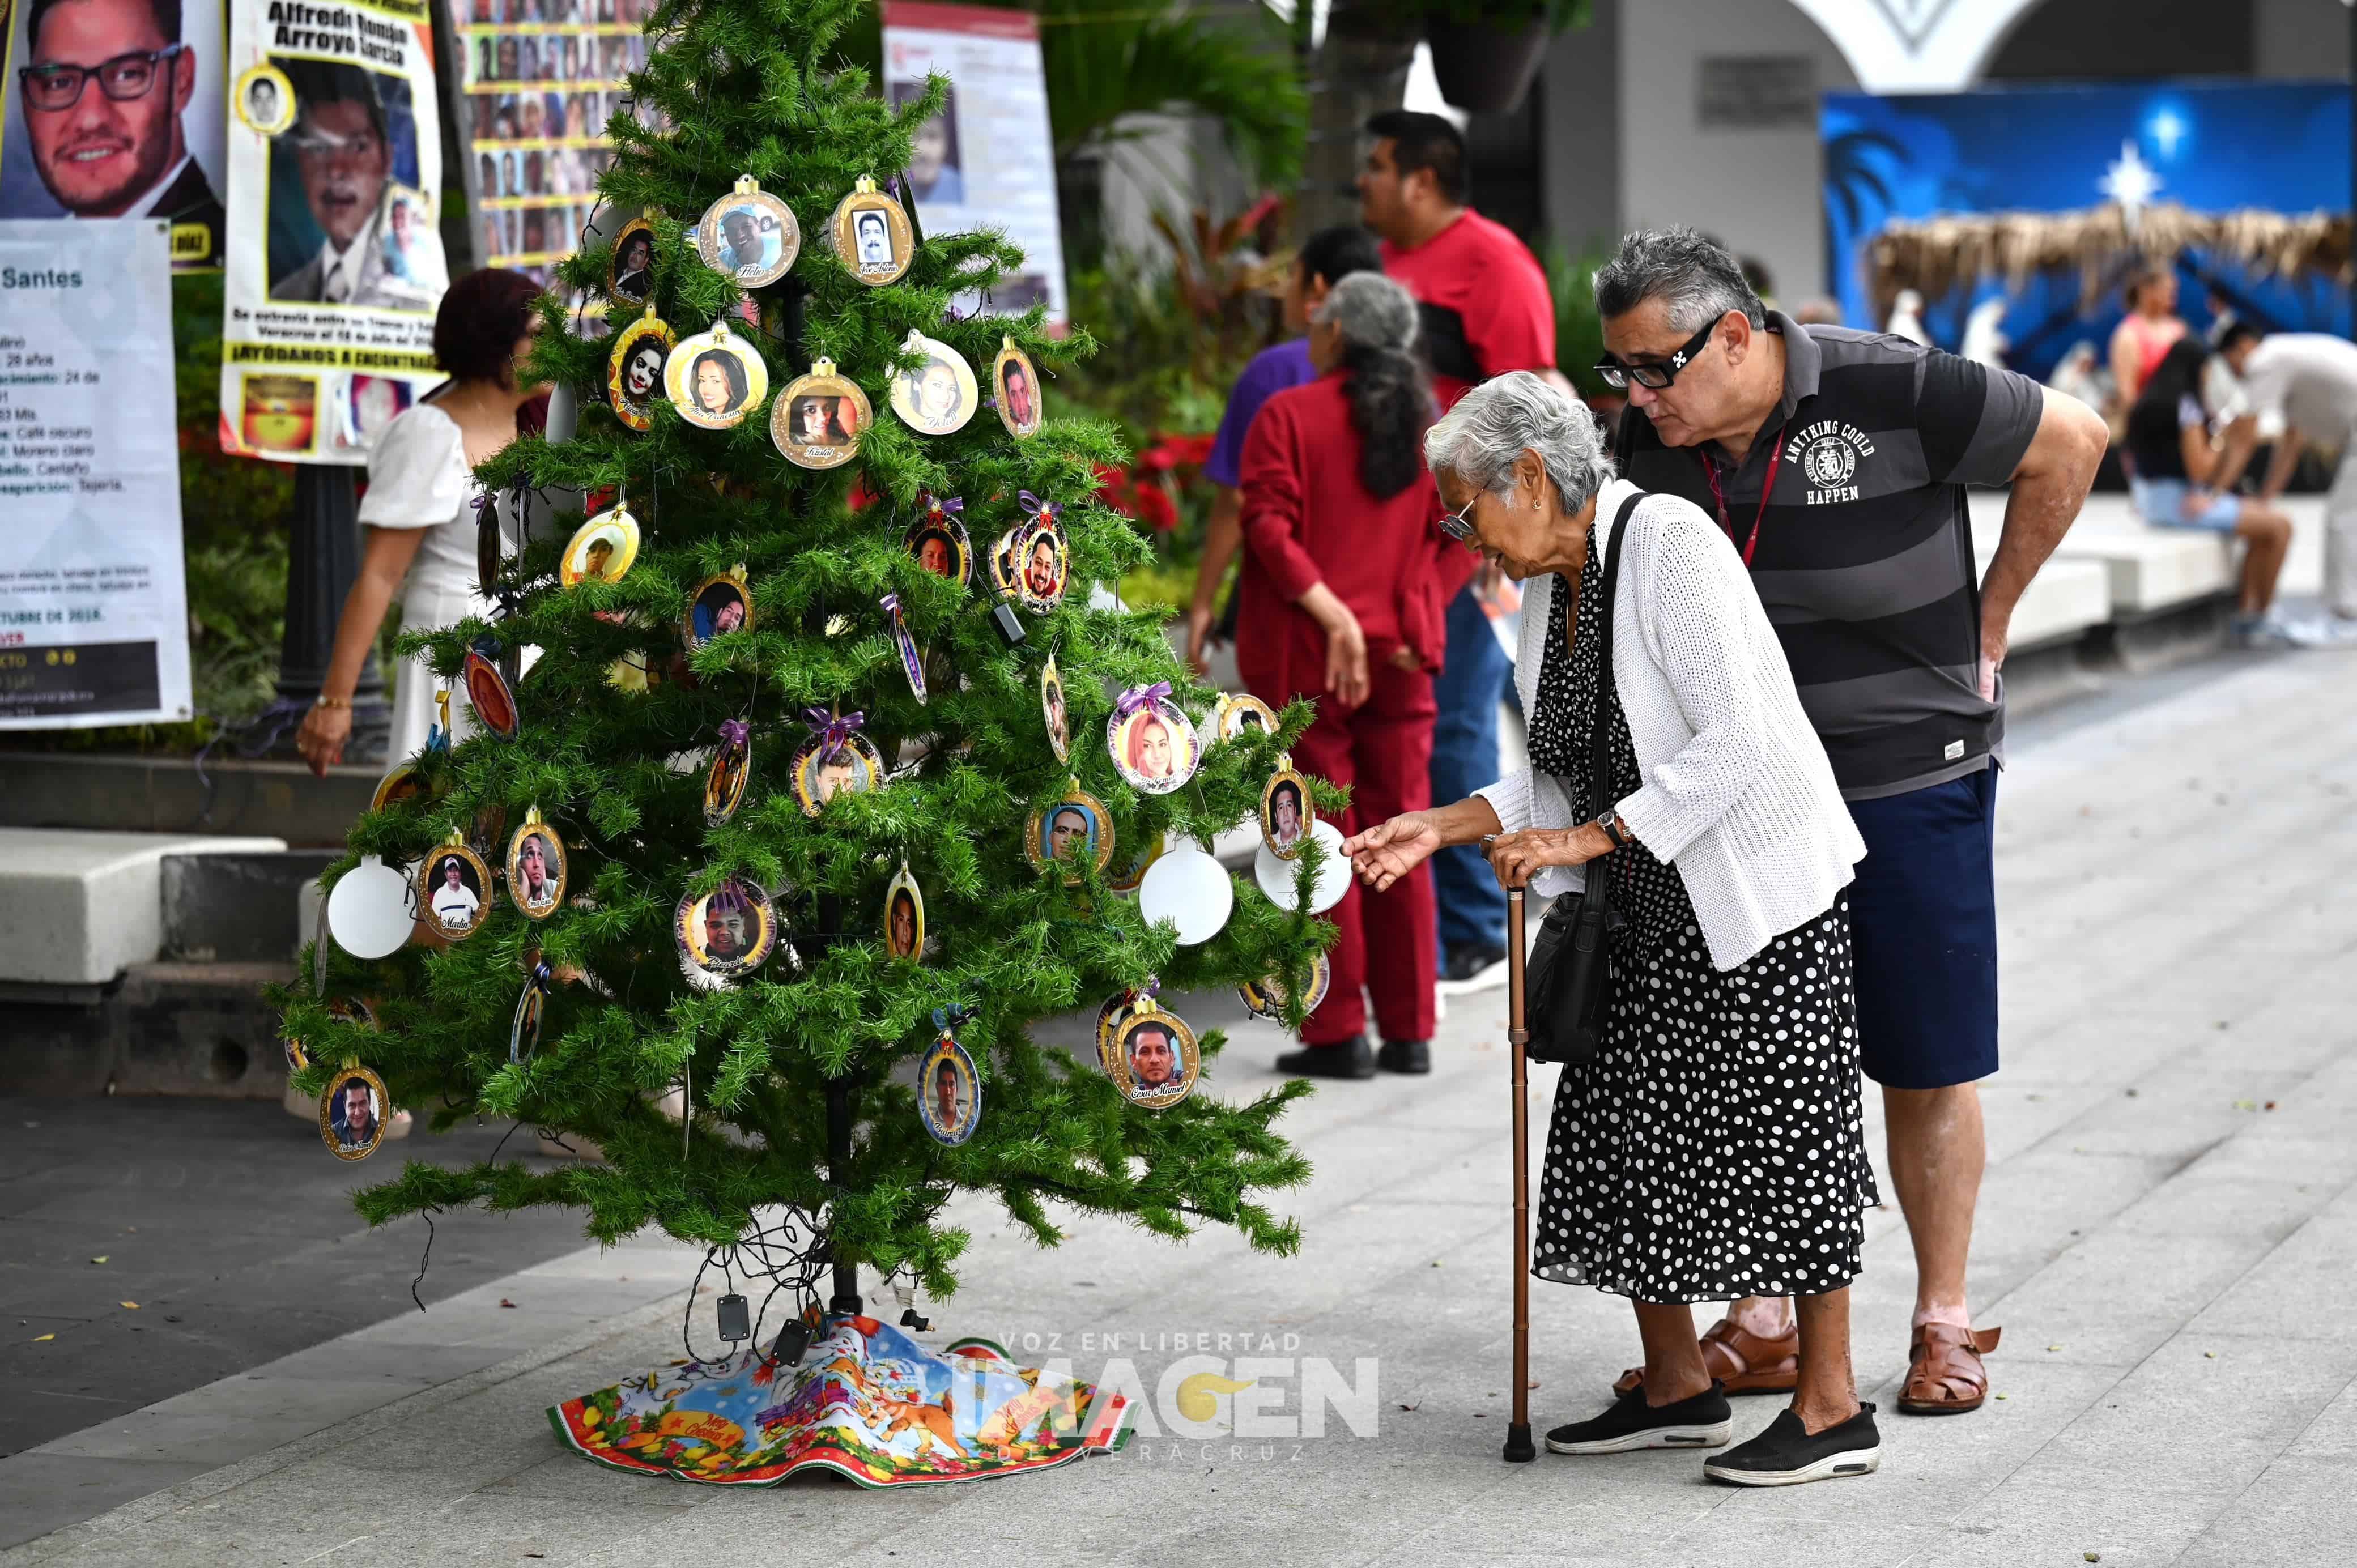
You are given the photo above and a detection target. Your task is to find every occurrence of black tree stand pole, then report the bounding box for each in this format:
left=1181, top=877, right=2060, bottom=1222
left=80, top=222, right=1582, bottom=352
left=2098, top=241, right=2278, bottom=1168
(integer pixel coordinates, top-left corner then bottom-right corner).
left=1504, top=887, right=1535, bottom=1463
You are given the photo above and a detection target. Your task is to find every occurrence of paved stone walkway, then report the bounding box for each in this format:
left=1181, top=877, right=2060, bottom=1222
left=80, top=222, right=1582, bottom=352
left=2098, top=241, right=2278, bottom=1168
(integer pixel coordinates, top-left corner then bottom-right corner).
left=5, top=644, right=2355, bottom=1567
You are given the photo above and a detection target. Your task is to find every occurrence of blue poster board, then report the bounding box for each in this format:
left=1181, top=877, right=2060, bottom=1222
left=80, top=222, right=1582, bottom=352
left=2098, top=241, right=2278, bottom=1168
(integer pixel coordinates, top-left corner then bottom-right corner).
left=1823, top=82, right=2350, bottom=380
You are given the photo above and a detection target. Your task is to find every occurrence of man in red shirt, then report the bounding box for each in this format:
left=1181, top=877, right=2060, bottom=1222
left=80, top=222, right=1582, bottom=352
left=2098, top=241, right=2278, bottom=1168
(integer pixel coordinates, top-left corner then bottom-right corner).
left=1359, top=110, right=1557, bottom=1000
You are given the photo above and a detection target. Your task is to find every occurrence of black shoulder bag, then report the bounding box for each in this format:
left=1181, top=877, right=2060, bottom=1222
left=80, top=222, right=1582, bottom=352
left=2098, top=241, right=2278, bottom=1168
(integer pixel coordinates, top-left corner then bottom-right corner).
left=1518, top=491, right=1641, bottom=1067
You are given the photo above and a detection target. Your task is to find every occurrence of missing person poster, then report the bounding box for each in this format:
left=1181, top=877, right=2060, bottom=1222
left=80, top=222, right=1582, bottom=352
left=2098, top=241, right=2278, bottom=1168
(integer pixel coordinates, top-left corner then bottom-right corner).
left=446, top=0, right=654, bottom=288
left=217, top=0, right=447, bottom=465
left=879, top=1, right=1065, bottom=327
left=0, top=218, right=194, bottom=728
left=0, top=0, right=229, bottom=271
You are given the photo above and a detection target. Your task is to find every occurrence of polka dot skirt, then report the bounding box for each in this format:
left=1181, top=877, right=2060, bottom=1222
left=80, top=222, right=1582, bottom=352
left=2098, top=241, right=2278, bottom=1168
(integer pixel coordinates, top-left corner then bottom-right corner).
left=1522, top=553, right=1878, bottom=1305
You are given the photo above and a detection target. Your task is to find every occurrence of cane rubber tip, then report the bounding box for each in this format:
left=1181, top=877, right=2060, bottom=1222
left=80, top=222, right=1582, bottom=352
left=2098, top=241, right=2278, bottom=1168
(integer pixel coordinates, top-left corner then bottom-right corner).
left=1503, top=1422, right=1537, bottom=1463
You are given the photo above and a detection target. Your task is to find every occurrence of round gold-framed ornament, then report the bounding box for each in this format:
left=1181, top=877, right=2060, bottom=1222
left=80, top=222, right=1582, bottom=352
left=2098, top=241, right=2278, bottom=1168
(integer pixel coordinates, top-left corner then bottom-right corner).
left=683, top=565, right=754, bottom=650
left=664, top=319, right=769, bottom=431
left=418, top=832, right=493, bottom=941
left=828, top=174, right=913, bottom=286
left=674, top=877, right=778, bottom=979
left=561, top=506, right=641, bottom=588
left=505, top=807, right=568, bottom=918
left=319, top=1062, right=391, bottom=1161
left=1024, top=783, right=1114, bottom=884
left=1107, top=996, right=1200, bottom=1110
left=696, top=175, right=800, bottom=288
left=1261, top=758, right=1314, bottom=862
left=769, top=357, right=871, bottom=470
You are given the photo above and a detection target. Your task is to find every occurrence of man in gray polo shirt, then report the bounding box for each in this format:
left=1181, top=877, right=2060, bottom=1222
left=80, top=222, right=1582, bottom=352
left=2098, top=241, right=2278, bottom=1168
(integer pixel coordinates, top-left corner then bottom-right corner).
left=1593, top=229, right=2107, bottom=1420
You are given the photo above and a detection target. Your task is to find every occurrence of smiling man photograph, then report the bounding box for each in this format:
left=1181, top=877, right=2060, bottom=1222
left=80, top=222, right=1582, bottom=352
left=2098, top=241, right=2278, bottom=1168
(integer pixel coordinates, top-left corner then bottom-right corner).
left=269, top=62, right=419, bottom=308
left=11, top=0, right=224, bottom=261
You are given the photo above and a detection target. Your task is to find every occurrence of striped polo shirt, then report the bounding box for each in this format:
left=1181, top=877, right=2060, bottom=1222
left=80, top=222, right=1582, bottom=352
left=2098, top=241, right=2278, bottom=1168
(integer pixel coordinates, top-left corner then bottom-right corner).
left=1615, top=314, right=2044, bottom=800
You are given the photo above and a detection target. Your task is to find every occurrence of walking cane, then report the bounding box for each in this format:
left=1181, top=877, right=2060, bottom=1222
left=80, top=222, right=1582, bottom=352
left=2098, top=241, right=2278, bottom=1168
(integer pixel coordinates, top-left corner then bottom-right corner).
left=1502, top=884, right=1536, bottom=1463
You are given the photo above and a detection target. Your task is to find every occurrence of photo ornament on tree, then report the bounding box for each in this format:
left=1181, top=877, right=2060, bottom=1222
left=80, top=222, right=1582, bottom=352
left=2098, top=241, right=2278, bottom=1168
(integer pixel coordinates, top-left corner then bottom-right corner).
left=1024, top=785, right=1113, bottom=883
left=320, top=1063, right=390, bottom=1161
left=665, top=320, right=769, bottom=431
left=1107, top=683, right=1199, bottom=795
left=789, top=709, right=883, bottom=816
left=1109, top=1001, right=1199, bottom=1110
left=888, top=330, right=977, bottom=436
left=828, top=174, right=912, bottom=286
left=507, top=808, right=568, bottom=917
left=418, top=836, right=493, bottom=940
left=697, top=175, right=799, bottom=288
left=705, top=719, right=753, bottom=827
left=606, top=312, right=674, bottom=433
left=1216, top=692, right=1278, bottom=742
left=1240, top=953, right=1333, bottom=1020
left=883, top=861, right=925, bottom=961
left=607, top=210, right=658, bottom=306
left=917, top=1030, right=980, bottom=1146
left=771, top=357, right=870, bottom=469
left=993, top=338, right=1042, bottom=438
left=674, top=877, right=777, bottom=978
left=683, top=566, right=754, bottom=650
left=1261, top=759, right=1313, bottom=860
left=1039, top=652, right=1069, bottom=763
left=562, top=506, right=641, bottom=587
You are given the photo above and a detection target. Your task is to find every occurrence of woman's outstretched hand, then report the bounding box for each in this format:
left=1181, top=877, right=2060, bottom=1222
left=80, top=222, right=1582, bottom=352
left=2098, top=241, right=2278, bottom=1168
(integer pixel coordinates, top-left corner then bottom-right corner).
left=1486, top=826, right=1607, bottom=889
left=1343, top=812, right=1443, bottom=892
left=295, top=702, right=351, bottom=778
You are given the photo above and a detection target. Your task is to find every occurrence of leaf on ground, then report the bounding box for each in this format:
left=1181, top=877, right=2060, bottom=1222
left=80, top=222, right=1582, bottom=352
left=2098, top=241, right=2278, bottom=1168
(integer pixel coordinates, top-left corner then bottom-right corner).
left=120, top=1301, right=138, bottom=1310
left=88, top=1256, right=107, bottom=1264
left=32, top=1333, right=54, bottom=1342
left=500, top=1298, right=518, bottom=1308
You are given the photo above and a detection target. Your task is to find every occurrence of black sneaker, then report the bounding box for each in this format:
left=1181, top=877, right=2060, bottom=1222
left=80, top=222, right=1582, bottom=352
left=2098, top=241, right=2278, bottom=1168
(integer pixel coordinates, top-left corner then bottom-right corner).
left=1704, top=1404, right=1881, bottom=1486
left=1545, top=1382, right=1731, bottom=1455
left=1376, top=1038, right=1430, bottom=1074
left=1438, top=943, right=1509, bottom=994
left=1275, top=1036, right=1375, bottom=1080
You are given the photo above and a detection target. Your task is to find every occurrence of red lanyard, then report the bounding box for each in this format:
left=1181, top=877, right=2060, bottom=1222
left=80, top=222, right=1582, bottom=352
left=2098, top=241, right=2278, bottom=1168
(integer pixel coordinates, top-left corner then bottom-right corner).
left=1697, top=424, right=1787, bottom=568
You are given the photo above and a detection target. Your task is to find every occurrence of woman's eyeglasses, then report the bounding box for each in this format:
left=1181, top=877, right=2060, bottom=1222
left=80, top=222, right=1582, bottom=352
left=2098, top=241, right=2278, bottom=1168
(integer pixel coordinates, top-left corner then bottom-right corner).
left=18, top=45, right=183, bottom=112
left=1439, top=493, right=1480, bottom=544
left=1593, top=313, right=1724, bottom=391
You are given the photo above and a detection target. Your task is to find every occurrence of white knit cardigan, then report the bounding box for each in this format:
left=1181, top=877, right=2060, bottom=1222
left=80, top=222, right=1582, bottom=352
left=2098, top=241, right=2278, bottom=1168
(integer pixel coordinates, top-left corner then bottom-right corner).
left=1474, top=478, right=1864, bottom=972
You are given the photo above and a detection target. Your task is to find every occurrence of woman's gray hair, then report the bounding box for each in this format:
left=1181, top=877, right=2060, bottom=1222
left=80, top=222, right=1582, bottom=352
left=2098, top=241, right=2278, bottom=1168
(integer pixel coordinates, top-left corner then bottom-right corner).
left=1311, top=271, right=1419, bottom=353
left=1423, top=371, right=1615, bottom=514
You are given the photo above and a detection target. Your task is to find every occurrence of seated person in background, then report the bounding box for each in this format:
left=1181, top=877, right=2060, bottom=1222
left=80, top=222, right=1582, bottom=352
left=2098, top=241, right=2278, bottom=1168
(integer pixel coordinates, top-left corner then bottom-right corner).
left=2124, top=338, right=2299, bottom=649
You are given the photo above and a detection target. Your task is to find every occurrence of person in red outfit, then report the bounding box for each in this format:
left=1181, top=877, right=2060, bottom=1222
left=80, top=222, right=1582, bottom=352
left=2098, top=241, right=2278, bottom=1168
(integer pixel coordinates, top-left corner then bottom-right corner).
left=1236, top=272, right=1475, bottom=1080
left=1359, top=109, right=1560, bottom=996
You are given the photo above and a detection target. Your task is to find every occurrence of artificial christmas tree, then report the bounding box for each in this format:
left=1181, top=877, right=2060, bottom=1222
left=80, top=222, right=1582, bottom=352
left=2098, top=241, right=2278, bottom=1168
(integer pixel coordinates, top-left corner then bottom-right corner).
left=282, top=0, right=1335, bottom=1485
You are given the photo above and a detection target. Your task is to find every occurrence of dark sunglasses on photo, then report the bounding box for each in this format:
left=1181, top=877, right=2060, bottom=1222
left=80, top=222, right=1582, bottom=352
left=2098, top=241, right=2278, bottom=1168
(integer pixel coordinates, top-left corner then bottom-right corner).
left=1594, top=312, right=1725, bottom=391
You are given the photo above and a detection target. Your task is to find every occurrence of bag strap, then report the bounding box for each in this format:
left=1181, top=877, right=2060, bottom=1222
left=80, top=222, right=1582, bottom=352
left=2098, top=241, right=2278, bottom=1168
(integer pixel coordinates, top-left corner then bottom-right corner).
left=1584, top=490, right=1645, bottom=911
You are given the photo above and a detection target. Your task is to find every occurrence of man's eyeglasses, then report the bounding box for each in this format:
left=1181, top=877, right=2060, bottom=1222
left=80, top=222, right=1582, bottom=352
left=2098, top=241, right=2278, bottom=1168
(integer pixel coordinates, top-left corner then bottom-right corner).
left=1593, top=313, right=1725, bottom=391
left=1438, top=493, right=1480, bottom=544
left=18, top=45, right=184, bottom=113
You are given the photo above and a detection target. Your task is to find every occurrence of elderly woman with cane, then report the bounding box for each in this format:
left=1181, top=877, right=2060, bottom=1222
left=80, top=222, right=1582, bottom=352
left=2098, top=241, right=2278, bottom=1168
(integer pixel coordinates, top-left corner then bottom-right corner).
left=1342, top=373, right=1879, bottom=1486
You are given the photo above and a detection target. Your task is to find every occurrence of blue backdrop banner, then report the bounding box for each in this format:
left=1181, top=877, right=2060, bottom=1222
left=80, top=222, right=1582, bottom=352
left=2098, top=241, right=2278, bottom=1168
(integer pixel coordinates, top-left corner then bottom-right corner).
left=1823, top=80, right=2350, bottom=381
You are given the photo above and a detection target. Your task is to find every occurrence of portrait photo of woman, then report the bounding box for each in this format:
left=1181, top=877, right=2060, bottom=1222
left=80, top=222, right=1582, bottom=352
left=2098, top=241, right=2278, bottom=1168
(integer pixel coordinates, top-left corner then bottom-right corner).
left=663, top=327, right=768, bottom=432
left=888, top=333, right=975, bottom=436
left=905, top=521, right=968, bottom=584
left=688, top=350, right=746, bottom=420
left=1108, top=697, right=1199, bottom=795
left=609, top=225, right=655, bottom=303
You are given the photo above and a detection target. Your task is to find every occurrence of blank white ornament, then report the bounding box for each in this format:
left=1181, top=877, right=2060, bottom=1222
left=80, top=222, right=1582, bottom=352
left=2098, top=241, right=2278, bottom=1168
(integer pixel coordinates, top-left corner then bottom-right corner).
left=1255, top=817, right=1350, bottom=914
left=326, top=855, right=415, bottom=959
left=1137, top=842, right=1233, bottom=946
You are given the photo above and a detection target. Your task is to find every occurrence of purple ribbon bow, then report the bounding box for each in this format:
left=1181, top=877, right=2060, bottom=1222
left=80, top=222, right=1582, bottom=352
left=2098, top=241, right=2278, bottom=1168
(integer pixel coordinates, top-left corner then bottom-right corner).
left=1018, top=489, right=1062, bottom=527
left=718, top=719, right=749, bottom=749
left=802, top=708, right=866, bottom=748
left=709, top=877, right=747, bottom=915
left=879, top=593, right=901, bottom=617
left=918, top=489, right=964, bottom=521
left=1114, top=681, right=1171, bottom=718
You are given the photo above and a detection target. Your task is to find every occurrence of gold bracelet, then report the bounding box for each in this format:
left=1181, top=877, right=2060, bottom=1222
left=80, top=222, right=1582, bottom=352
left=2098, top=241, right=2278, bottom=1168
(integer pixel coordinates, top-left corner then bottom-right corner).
left=313, top=693, right=351, bottom=710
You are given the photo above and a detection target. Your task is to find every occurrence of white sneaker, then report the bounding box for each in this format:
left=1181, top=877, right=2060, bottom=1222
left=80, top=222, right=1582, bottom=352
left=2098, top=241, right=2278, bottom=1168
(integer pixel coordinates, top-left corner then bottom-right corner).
left=2286, top=612, right=2357, bottom=649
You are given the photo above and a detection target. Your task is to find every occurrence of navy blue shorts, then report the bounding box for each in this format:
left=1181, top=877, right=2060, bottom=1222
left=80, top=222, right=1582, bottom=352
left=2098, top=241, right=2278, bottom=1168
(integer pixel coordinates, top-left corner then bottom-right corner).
left=1844, top=764, right=1999, bottom=1090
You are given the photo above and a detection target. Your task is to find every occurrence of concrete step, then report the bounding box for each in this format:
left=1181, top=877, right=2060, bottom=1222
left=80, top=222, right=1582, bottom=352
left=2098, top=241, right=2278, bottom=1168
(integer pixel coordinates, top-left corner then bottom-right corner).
left=0, top=959, right=292, bottom=1098
left=0, top=829, right=287, bottom=987
left=0, top=750, right=377, bottom=846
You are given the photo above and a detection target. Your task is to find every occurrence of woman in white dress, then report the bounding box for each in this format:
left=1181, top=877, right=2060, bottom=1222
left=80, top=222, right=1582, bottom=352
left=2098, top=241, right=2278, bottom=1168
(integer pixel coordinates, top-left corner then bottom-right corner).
left=296, top=269, right=547, bottom=773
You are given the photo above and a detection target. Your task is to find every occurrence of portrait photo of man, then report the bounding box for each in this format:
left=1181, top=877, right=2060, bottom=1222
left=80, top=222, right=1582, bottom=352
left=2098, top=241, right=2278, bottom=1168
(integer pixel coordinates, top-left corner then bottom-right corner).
left=1046, top=803, right=1091, bottom=864
left=1125, top=1020, right=1185, bottom=1099
left=329, top=1075, right=380, bottom=1150
left=853, top=207, right=893, bottom=271
left=269, top=62, right=432, bottom=309
left=714, top=203, right=773, bottom=276
left=430, top=855, right=482, bottom=931
left=7, top=0, right=226, bottom=264
left=887, top=79, right=962, bottom=205
left=703, top=901, right=745, bottom=961
left=1267, top=778, right=1305, bottom=852
left=244, top=74, right=277, bottom=127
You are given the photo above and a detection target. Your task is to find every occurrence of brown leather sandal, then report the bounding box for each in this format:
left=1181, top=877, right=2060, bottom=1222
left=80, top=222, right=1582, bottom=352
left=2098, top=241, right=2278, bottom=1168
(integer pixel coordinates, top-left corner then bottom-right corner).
left=1897, top=1323, right=2001, bottom=1415
left=1610, top=1316, right=1800, bottom=1398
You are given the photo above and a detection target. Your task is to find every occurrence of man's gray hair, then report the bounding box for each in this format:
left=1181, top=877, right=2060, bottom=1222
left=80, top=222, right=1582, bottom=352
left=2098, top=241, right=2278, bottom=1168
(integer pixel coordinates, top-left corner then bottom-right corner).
left=1423, top=371, right=1614, bottom=514
left=1594, top=227, right=1766, bottom=333
left=1311, top=271, right=1419, bottom=353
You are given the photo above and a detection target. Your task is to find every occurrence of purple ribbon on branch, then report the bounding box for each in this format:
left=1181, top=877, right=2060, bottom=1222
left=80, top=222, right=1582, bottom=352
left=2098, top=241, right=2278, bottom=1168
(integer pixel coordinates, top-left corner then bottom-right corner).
left=879, top=594, right=901, bottom=617
left=802, top=708, right=866, bottom=749
left=718, top=719, right=750, bottom=749
left=918, top=489, right=964, bottom=521
left=1017, top=489, right=1062, bottom=527
left=1113, top=681, right=1171, bottom=718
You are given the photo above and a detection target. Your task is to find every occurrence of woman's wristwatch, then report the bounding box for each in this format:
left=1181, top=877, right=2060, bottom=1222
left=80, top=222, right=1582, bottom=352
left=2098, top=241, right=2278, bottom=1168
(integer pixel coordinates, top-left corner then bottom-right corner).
left=1592, top=809, right=1631, bottom=849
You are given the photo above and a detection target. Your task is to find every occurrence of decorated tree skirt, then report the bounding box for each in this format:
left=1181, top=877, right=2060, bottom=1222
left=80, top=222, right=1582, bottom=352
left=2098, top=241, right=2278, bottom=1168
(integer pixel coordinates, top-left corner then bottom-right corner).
left=548, top=1314, right=1133, bottom=1486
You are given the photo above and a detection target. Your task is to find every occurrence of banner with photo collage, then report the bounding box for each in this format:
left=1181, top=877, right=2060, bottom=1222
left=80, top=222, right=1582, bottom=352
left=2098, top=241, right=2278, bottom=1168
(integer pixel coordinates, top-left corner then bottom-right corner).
left=448, top=0, right=654, bottom=289
left=216, top=0, right=447, bottom=465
